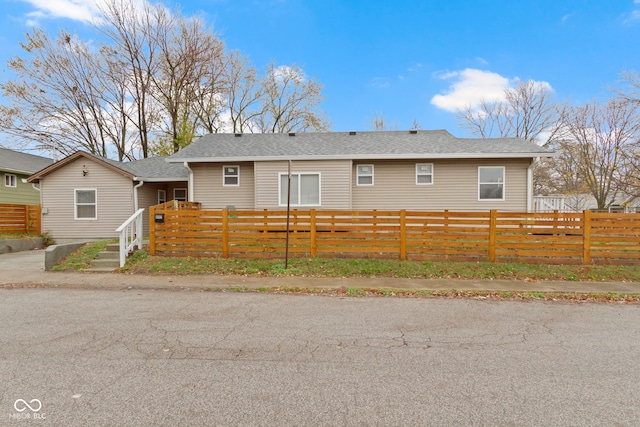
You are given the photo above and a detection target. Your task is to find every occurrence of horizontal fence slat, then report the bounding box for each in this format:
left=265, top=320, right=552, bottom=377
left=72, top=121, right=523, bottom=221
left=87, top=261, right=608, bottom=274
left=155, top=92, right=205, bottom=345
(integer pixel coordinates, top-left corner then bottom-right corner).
left=148, top=207, right=640, bottom=265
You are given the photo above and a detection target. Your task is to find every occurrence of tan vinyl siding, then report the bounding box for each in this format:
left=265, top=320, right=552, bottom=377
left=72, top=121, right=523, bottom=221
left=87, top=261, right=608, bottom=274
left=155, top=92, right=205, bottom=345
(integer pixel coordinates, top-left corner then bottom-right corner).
left=0, top=172, right=41, bottom=204
left=352, top=158, right=530, bottom=211
left=254, top=160, right=351, bottom=209
left=40, top=158, right=134, bottom=241
left=191, top=162, right=255, bottom=209
left=137, top=183, right=168, bottom=237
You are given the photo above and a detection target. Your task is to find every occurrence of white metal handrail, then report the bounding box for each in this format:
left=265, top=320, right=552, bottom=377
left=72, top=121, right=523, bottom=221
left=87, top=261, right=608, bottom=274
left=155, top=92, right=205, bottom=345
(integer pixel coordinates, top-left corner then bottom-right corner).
left=115, top=208, right=145, bottom=267
left=533, top=196, right=565, bottom=212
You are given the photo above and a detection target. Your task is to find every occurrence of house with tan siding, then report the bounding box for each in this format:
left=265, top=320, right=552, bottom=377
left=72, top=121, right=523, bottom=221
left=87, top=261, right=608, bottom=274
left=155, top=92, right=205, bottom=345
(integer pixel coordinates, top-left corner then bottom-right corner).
left=27, top=151, right=187, bottom=242
left=167, top=130, right=553, bottom=212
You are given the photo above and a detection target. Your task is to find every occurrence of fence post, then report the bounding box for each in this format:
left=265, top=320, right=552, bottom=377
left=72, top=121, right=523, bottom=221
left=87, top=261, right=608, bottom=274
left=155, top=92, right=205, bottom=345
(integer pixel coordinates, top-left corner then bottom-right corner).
left=24, top=206, right=30, bottom=234
left=222, top=207, right=229, bottom=258
left=583, top=210, right=591, bottom=265
left=310, top=209, right=317, bottom=258
left=400, top=210, right=407, bottom=260
left=489, top=210, right=497, bottom=262
left=149, top=206, right=156, bottom=255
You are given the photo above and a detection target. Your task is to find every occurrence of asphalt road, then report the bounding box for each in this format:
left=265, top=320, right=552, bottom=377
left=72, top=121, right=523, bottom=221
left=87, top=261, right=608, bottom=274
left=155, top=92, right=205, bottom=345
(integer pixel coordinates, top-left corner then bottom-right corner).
left=1, top=288, right=639, bottom=426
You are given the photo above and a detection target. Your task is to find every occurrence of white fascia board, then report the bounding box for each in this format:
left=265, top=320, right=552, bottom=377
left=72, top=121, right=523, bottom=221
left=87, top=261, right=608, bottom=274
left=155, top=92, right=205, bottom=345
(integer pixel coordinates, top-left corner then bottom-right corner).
left=167, top=152, right=555, bottom=163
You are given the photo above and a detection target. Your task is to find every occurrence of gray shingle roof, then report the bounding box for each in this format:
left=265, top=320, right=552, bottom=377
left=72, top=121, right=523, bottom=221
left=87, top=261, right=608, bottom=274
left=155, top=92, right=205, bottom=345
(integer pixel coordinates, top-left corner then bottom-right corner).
left=167, top=130, right=553, bottom=163
left=0, top=147, right=53, bottom=174
left=126, top=156, right=188, bottom=180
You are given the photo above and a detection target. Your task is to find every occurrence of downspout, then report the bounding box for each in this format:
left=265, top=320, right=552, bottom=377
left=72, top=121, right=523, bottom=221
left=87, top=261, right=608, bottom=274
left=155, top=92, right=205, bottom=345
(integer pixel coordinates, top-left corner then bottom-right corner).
left=133, top=179, right=144, bottom=211
left=184, top=162, right=194, bottom=202
left=527, top=158, right=537, bottom=212
left=22, top=178, right=40, bottom=192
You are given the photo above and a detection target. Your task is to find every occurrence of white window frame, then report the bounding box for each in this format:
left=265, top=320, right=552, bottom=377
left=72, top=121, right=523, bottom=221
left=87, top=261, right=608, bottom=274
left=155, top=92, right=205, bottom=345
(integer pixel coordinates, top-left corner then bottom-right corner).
left=74, top=188, right=97, bottom=220
left=158, top=189, right=166, bottom=204
left=278, top=172, right=321, bottom=207
left=4, top=173, right=17, bottom=188
left=478, top=166, right=505, bottom=201
left=356, top=164, right=374, bottom=186
left=173, top=188, right=187, bottom=202
left=416, top=163, right=434, bottom=185
left=223, top=165, right=240, bottom=187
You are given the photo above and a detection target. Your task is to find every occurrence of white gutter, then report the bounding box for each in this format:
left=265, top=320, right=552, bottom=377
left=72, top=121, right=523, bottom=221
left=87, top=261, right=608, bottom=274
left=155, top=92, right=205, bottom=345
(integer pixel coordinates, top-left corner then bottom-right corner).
left=527, top=158, right=536, bottom=212
left=133, top=179, right=144, bottom=211
left=183, top=162, right=194, bottom=202
left=166, top=152, right=557, bottom=163
left=21, top=178, right=41, bottom=192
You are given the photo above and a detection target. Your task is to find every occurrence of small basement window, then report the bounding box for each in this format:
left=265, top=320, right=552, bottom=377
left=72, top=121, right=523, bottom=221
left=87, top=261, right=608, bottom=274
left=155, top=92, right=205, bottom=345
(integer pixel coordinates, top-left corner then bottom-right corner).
left=223, top=165, right=239, bottom=186
left=416, top=163, right=433, bottom=185
left=4, top=174, right=16, bottom=188
left=356, top=164, right=374, bottom=186
left=174, top=188, right=187, bottom=202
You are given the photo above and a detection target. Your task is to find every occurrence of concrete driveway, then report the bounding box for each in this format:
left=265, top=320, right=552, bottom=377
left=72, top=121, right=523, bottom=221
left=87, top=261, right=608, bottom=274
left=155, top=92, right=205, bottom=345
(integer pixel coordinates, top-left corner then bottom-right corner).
left=0, top=249, right=45, bottom=271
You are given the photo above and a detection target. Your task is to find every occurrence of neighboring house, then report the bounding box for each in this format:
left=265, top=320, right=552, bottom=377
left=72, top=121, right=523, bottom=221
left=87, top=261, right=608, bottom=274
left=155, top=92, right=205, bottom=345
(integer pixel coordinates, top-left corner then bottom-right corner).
left=166, top=130, right=553, bottom=212
left=0, top=147, right=53, bottom=205
left=27, top=151, right=188, bottom=242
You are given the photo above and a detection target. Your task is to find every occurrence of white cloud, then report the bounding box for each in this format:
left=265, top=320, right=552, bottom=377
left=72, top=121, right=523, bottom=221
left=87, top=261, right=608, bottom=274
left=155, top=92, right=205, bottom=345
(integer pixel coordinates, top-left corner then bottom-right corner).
left=20, top=0, right=104, bottom=24
left=430, top=68, right=552, bottom=113
left=430, top=68, right=510, bottom=112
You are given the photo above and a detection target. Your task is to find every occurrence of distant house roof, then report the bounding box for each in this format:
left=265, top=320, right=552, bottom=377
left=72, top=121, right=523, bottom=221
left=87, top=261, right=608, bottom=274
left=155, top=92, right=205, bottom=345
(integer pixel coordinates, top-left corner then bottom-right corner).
left=0, top=147, right=54, bottom=175
left=27, top=151, right=187, bottom=183
left=166, top=130, right=554, bottom=163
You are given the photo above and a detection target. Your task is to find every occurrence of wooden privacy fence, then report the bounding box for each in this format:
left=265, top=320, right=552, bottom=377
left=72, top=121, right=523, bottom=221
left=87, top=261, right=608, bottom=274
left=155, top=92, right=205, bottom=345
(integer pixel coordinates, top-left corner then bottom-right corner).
left=0, top=204, right=41, bottom=234
left=148, top=205, right=640, bottom=265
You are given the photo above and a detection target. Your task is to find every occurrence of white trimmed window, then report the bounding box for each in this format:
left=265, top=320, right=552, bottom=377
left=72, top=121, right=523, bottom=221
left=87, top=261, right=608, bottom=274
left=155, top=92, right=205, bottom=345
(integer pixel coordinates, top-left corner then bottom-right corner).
left=279, top=172, right=321, bottom=206
left=416, top=163, right=433, bottom=185
left=4, top=174, right=17, bottom=188
left=223, top=165, right=239, bottom=186
left=74, top=189, right=97, bottom=220
left=356, top=164, right=374, bottom=186
left=174, top=188, right=187, bottom=202
left=158, top=189, right=166, bottom=204
left=478, top=166, right=505, bottom=201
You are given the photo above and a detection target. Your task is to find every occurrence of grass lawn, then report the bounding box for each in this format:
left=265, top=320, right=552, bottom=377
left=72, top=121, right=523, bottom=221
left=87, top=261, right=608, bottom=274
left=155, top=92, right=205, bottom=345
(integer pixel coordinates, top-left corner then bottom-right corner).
left=102, top=248, right=640, bottom=282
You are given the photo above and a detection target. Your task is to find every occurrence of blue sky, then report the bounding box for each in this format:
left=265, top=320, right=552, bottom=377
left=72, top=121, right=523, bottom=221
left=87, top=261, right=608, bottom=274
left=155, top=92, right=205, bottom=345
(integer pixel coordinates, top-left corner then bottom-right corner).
left=2, top=0, right=640, bottom=136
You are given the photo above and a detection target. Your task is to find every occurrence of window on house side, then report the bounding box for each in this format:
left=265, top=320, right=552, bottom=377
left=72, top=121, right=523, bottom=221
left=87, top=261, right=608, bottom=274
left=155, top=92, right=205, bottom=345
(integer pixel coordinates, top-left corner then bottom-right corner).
left=356, top=164, right=374, bottom=186
left=478, top=166, right=505, bottom=201
left=416, top=163, right=433, bottom=185
left=158, top=189, right=166, bottom=204
left=223, top=166, right=240, bottom=186
left=279, top=173, right=320, bottom=206
left=4, top=174, right=17, bottom=188
left=75, top=189, right=97, bottom=220
left=174, top=188, right=187, bottom=202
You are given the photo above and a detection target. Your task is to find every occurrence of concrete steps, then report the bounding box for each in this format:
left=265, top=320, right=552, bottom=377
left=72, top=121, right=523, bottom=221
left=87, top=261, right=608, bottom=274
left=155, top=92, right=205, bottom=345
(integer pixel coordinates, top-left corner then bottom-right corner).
left=86, top=244, right=120, bottom=272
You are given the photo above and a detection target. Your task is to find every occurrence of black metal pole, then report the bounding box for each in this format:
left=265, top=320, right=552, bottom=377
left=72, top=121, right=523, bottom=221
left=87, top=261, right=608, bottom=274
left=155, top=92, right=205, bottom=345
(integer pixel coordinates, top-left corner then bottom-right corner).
left=285, top=160, right=292, bottom=269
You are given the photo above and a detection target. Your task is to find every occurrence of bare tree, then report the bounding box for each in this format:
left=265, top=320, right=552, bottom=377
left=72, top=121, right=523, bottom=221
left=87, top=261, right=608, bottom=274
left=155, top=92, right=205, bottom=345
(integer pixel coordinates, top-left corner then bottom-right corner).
left=97, top=0, right=164, bottom=158
left=458, top=79, right=566, bottom=146
left=257, top=62, right=330, bottom=133
left=224, top=51, right=263, bottom=133
left=1, top=0, right=331, bottom=159
left=0, top=29, right=130, bottom=159
left=552, top=99, right=640, bottom=209
left=150, top=11, right=225, bottom=153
